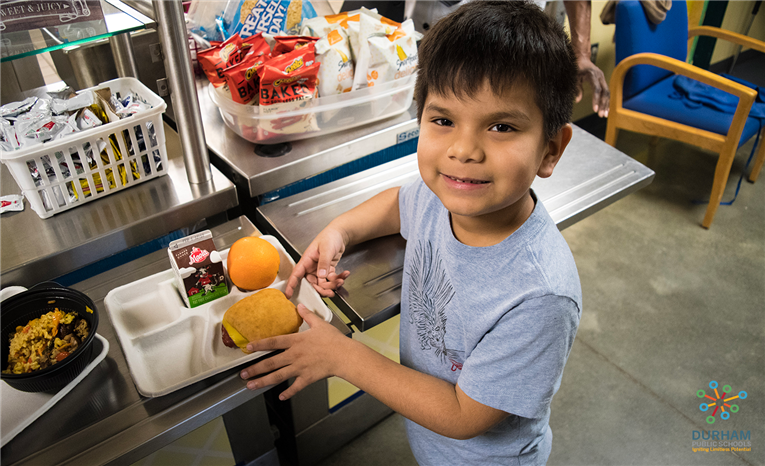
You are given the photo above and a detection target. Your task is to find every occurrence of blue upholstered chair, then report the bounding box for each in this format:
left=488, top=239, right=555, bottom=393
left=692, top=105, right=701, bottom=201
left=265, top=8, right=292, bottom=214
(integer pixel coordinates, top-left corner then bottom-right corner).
left=605, top=0, right=765, bottom=228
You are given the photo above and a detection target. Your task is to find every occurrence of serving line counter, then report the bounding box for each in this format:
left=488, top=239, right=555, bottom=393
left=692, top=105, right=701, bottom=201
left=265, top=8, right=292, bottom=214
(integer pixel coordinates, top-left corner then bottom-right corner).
left=1, top=215, right=352, bottom=466
left=257, top=126, right=656, bottom=332
left=2, top=79, right=654, bottom=466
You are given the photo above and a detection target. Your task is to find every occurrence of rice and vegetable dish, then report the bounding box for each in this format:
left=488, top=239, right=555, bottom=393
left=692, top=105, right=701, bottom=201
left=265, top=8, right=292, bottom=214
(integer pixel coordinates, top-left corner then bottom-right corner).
left=3, top=309, right=89, bottom=374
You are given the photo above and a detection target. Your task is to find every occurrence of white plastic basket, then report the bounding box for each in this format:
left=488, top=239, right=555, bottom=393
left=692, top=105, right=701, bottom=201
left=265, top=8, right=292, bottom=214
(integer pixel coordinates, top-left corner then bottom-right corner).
left=0, top=77, right=168, bottom=219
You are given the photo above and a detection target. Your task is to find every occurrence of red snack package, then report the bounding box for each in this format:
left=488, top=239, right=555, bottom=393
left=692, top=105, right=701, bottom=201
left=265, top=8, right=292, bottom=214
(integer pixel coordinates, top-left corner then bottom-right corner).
left=261, top=42, right=316, bottom=74
left=198, top=34, right=244, bottom=87
left=270, top=35, right=319, bottom=56
left=222, top=52, right=268, bottom=104
left=258, top=61, right=320, bottom=107
left=258, top=43, right=317, bottom=107
left=243, top=32, right=272, bottom=59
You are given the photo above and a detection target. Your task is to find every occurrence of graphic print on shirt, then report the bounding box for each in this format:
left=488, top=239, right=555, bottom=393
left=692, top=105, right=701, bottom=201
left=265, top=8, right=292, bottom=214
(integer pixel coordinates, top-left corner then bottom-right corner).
left=407, top=241, right=464, bottom=369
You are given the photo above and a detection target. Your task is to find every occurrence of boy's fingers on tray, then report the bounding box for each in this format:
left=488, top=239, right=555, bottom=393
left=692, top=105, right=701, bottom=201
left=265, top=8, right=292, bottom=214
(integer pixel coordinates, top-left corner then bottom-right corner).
left=243, top=334, right=294, bottom=356
left=245, top=366, right=293, bottom=391
left=278, top=376, right=312, bottom=400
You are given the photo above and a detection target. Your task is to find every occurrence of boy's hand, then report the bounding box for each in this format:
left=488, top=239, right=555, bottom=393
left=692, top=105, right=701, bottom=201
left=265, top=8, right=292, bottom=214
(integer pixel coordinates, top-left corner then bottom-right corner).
left=239, top=304, right=345, bottom=400
left=285, top=227, right=351, bottom=299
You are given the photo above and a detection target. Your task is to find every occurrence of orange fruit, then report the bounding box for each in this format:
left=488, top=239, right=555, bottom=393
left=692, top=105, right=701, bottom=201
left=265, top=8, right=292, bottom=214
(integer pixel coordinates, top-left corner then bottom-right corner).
left=227, top=237, right=280, bottom=291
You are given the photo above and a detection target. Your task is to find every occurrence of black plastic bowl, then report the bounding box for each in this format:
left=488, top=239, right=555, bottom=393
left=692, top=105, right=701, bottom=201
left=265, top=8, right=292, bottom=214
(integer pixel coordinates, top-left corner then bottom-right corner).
left=1, top=282, right=99, bottom=393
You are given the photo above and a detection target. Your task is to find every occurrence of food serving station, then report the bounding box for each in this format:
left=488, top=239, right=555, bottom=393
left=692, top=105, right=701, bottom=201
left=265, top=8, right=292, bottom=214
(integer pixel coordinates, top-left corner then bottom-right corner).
left=1, top=1, right=654, bottom=465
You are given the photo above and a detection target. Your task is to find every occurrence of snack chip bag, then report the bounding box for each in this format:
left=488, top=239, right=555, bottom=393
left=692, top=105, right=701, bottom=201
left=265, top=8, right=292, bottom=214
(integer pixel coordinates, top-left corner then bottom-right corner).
left=258, top=43, right=318, bottom=108
left=364, top=19, right=422, bottom=88
left=223, top=52, right=268, bottom=104
left=257, top=44, right=320, bottom=138
left=350, top=12, right=400, bottom=90
left=228, top=0, right=317, bottom=39
left=198, top=34, right=245, bottom=87
left=243, top=32, right=272, bottom=59
left=300, top=7, right=376, bottom=62
left=315, top=27, right=354, bottom=96
left=267, top=35, right=319, bottom=56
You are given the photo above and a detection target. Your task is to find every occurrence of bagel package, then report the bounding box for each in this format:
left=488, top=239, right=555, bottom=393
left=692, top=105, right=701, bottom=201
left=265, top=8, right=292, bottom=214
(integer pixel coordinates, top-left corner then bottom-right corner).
left=221, top=288, right=303, bottom=353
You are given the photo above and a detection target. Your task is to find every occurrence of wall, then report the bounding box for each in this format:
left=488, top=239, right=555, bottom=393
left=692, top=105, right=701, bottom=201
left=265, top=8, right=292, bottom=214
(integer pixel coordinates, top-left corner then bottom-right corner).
left=711, top=0, right=765, bottom=63
left=570, top=0, right=765, bottom=122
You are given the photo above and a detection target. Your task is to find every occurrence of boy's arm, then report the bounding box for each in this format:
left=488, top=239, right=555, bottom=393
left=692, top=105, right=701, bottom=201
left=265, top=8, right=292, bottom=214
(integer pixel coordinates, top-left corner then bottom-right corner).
left=241, top=304, right=509, bottom=440
left=284, top=187, right=401, bottom=299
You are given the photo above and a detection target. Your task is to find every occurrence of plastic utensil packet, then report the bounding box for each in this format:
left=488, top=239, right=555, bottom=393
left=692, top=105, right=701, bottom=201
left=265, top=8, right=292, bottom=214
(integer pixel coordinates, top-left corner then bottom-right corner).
left=0, top=118, right=18, bottom=151
left=113, top=93, right=153, bottom=117
left=0, top=98, right=37, bottom=119
left=0, top=195, right=24, bottom=214
left=51, top=91, right=95, bottom=115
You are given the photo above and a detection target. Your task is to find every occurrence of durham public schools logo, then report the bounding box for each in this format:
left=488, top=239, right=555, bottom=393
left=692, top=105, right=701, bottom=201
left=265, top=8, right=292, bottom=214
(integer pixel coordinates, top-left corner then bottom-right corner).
left=697, top=380, right=747, bottom=424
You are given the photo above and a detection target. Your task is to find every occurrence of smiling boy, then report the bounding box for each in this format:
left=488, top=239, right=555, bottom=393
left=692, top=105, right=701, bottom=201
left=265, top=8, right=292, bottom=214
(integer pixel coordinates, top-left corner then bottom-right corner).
left=240, top=2, right=582, bottom=464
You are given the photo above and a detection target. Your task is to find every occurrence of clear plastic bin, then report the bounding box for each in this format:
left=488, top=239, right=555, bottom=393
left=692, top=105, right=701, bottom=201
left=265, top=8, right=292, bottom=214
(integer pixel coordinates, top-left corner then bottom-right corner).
left=0, top=77, right=168, bottom=219
left=209, top=73, right=416, bottom=145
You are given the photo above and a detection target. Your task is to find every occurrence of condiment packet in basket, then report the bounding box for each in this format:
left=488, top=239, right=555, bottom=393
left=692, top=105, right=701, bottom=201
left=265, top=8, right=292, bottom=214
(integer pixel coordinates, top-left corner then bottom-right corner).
left=168, top=231, right=229, bottom=308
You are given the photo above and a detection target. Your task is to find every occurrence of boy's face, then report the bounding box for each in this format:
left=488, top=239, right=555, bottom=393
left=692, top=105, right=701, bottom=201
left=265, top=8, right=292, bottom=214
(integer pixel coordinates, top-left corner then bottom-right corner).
left=417, top=80, right=569, bottom=228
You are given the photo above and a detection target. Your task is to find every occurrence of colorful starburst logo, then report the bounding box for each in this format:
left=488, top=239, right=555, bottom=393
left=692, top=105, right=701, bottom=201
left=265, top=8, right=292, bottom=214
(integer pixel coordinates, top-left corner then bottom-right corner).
left=697, top=380, right=747, bottom=424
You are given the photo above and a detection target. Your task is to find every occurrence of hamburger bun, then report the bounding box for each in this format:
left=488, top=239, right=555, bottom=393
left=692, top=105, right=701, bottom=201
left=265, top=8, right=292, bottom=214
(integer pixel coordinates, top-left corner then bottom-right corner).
left=221, top=289, right=302, bottom=353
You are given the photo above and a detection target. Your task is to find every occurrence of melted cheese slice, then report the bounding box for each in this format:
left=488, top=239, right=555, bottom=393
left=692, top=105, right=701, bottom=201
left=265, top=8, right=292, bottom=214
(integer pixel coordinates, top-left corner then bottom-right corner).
left=222, top=319, right=249, bottom=348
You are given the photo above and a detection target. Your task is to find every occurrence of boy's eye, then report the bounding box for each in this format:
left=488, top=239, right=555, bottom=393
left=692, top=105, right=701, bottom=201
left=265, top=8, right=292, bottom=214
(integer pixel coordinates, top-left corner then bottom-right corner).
left=432, top=118, right=453, bottom=127
left=490, top=124, right=514, bottom=133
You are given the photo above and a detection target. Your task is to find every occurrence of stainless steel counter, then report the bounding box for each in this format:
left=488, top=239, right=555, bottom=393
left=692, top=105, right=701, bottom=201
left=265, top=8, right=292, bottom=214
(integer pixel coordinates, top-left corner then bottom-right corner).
left=0, top=215, right=351, bottom=466
left=0, top=123, right=238, bottom=287
left=258, top=125, right=655, bottom=331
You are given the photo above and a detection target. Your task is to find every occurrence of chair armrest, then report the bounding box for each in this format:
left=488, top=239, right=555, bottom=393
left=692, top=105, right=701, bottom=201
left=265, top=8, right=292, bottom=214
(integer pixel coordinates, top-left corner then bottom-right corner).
left=689, top=26, right=765, bottom=54
left=610, top=52, right=757, bottom=110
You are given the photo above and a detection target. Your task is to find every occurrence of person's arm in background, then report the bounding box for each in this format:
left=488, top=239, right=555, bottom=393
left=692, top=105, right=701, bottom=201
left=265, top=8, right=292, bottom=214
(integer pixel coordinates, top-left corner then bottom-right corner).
left=564, top=0, right=609, bottom=117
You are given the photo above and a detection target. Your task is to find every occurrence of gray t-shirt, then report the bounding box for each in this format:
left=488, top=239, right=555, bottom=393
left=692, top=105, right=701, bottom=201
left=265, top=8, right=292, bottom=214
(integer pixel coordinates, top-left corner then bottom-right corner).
left=398, top=177, right=581, bottom=466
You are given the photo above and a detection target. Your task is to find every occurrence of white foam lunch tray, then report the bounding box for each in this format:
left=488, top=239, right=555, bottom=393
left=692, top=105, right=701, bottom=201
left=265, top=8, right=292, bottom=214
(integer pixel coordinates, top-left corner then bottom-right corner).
left=103, top=236, right=332, bottom=398
left=1, top=334, right=109, bottom=446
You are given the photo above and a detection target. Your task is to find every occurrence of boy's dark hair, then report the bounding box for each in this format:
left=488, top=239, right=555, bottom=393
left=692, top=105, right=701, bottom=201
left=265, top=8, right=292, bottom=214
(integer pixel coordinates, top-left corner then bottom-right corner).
left=414, top=1, right=578, bottom=140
